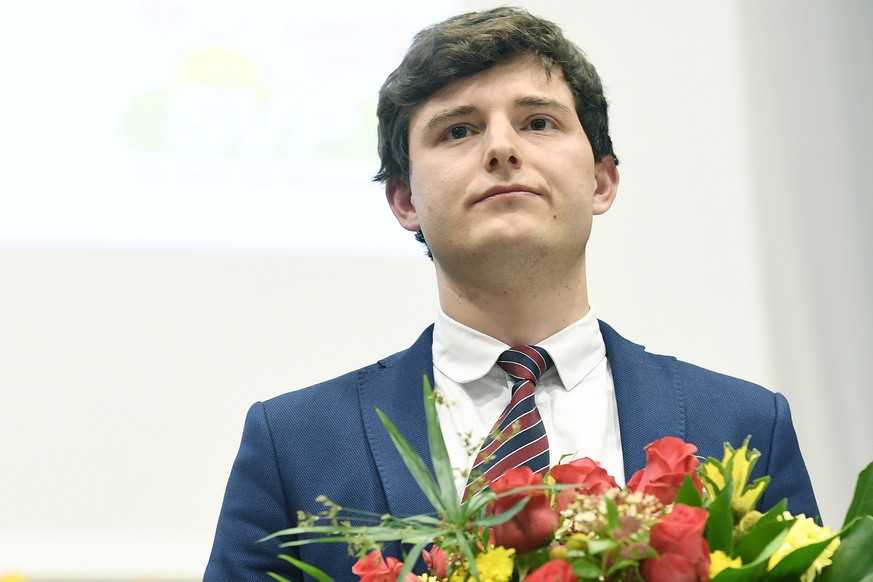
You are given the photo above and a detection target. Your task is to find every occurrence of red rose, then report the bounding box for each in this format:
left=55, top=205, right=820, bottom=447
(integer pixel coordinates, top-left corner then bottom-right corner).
left=421, top=545, right=448, bottom=579
left=487, top=466, right=558, bottom=554
left=549, top=457, right=619, bottom=512
left=352, top=550, right=418, bottom=582
left=641, top=504, right=710, bottom=582
left=522, top=559, right=579, bottom=582
left=627, top=437, right=703, bottom=504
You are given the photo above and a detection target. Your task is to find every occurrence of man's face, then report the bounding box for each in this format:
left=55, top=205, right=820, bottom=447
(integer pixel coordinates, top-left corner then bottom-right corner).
left=387, top=55, right=617, bottom=275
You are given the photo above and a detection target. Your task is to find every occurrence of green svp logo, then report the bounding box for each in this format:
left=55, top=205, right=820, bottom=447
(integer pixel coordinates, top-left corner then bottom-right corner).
left=123, top=45, right=375, bottom=159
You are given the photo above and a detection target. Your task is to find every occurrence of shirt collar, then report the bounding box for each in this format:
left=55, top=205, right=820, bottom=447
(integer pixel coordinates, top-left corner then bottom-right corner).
left=432, top=308, right=606, bottom=390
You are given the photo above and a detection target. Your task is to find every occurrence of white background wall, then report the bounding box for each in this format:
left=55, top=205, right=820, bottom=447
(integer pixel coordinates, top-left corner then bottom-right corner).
left=1, top=1, right=871, bottom=579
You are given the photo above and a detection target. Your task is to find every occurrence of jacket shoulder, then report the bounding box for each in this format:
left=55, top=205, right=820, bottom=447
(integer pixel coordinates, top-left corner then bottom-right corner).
left=261, top=324, right=435, bottom=413
left=598, top=319, right=775, bottom=402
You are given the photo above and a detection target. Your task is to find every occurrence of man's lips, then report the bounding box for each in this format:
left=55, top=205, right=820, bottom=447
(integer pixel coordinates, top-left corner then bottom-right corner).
left=476, top=184, right=541, bottom=202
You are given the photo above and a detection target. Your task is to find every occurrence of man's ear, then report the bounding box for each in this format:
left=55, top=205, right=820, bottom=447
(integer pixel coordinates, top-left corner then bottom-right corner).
left=592, top=156, right=620, bottom=215
left=385, top=178, right=421, bottom=232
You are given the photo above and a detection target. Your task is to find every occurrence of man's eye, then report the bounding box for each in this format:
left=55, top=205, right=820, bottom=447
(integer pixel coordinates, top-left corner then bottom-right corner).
left=530, top=118, right=549, bottom=130
left=449, top=126, right=468, bottom=139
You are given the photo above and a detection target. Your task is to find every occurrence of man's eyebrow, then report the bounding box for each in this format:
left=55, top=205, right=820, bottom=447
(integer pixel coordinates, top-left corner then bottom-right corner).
left=422, top=96, right=573, bottom=133
left=423, top=104, right=478, bottom=132
left=515, top=95, right=574, bottom=115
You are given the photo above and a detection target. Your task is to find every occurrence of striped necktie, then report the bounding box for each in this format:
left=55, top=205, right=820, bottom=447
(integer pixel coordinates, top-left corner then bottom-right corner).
left=465, top=345, right=553, bottom=498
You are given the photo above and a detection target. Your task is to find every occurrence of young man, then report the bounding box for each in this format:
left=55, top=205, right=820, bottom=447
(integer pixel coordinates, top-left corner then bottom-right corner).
left=205, top=7, right=817, bottom=580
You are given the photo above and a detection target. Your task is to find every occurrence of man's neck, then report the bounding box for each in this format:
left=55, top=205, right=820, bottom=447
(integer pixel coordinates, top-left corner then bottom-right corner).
left=434, top=260, right=591, bottom=346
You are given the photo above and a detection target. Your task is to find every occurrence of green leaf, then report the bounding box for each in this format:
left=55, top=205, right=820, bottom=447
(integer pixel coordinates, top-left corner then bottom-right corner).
left=709, top=519, right=791, bottom=582
left=403, top=513, right=445, bottom=526
left=274, top=554, right=335, bottom=582
left=843, top=461, right=873, bottom=527
left=755, top=499, right=788, bottom=527
left=675, top=474, right=704, bottom=507
left=571, top=557, right=603, bottom=580
left=706, top=485, right=735, bottom=554
left=734, top=519, right=792, bottom=565
left=819, top=515, right=873, bottom=582
left=421, top=376, right=461, bottom=521
left=396, top=536, right=436, bottom=582
left=586, top=538, right=618, bottom=555
left=377, top=408, right=448, bottom=518
left=606, top=558, right=640, bottom=577
left=472, top=496, right=529, bottom=528
left=270, top=523, right=441, bottom=547
left=766, top=532, right=837, bottom=578
left=514, top=549, right=550, bottom=577
left=709, top=560, right=769, bottom=582
left=456, top=528, right=481, bottom=581
left=462, top=489, right=496, bottom=517
left=604, top=497, right=621, bottom=533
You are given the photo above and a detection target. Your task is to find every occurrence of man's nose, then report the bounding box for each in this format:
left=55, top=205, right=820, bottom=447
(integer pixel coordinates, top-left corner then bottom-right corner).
left=483, top=121, right=523, bottom=171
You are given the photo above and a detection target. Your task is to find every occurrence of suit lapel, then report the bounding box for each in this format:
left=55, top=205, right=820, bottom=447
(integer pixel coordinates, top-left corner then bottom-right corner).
left=598, top=321, right=687, bottom=480
left=357, top=326, right=437, bottom=518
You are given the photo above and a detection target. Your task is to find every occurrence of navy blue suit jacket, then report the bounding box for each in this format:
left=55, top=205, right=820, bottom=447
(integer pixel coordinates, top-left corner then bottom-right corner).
left=205, top=321, right=818, bottom=581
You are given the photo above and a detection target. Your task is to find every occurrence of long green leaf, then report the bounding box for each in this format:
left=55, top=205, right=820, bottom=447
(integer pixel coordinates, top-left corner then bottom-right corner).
left=265, top=510, right=442, bottom=542
left=266, top=524, right=398, bottom=540
left=819, top=515, right=873, bottom=582
left=456, top=528, right=481, bottom=580
left=267, top=523, right=420, bottom=537
left=377, top=408, right=447, bottom=516
left=766, top=533, right=838, bottom=578
left=706, top=485, right=734, bottom=554
left=403, top=514, right=445, bottom=526
left=396, top=535, right=437, bottom=581
left=843, top=461, right=873, bottom=527
left=710, top=560, right=769, bottom=582
left=472, top=496, right=530, bottom=528
left=271, top=525, right=440, bottom=547
left=755, top=499, right=788, bottom=527
left=275, top=554, right=335, bottom=582
left=462, top=489, right=497, bottom=517
left=421, top=376, right=461, bottom=522
left=710, top=519, right=792, bottom=582
left=734, top=519, right=792, bottom=565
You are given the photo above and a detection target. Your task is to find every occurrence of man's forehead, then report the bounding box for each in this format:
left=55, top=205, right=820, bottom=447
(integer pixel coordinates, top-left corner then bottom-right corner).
left=409, top=57, right=574, bottom=126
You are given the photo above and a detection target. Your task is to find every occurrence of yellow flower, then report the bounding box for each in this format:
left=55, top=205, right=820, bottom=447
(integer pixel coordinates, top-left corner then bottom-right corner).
left=470, top=546, right=516, bottom=582
left=701, top=438, right=769, bottom=518
left=768, top=513, right=840, bottom=582
left=419, top=575, right=440, bottom=582
left=1, top=575, right=29, bottom=582
left=447, top=546, right=516, bottom=582
left=710, top=550, right=742, bottom=578
left=737, top=510, right=763, bottom=536
left=701, top=458, right=726, bottom=494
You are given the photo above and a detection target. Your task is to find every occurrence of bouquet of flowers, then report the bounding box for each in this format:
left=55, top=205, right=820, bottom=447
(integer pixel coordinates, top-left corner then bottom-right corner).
left=265, top=380, right=873, bottom=581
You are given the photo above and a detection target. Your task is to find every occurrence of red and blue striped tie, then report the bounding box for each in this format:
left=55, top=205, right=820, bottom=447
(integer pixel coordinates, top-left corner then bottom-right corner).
left=465, top=345, right=553, bottom=498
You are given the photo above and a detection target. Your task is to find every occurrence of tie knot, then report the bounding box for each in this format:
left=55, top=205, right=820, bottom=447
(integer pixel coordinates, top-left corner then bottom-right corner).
left=497, top=345, right=553, bottom=385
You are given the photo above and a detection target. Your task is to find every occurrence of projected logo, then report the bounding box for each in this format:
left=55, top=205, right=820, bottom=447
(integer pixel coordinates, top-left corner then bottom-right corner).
left=122, top=44, right=376, bottom=161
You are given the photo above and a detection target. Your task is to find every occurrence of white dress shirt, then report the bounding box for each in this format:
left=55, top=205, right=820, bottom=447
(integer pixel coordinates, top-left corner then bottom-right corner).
left=432, top=308, right=625, bottom=500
